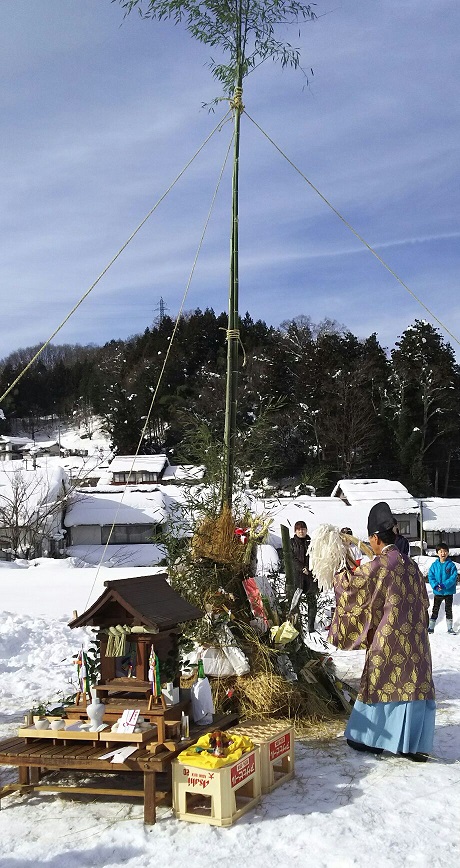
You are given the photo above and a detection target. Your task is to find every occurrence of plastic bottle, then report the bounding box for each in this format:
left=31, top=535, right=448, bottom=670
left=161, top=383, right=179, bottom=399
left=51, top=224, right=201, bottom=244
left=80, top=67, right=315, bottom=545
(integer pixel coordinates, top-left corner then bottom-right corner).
left=181, top=710, right=190, bottom=739
left=197, top=657, right=205, bottom=679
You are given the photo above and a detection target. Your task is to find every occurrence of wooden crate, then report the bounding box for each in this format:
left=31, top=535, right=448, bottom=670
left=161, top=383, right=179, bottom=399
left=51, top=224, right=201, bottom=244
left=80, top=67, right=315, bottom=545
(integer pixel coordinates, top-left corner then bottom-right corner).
left=172, top=748, right=261, bottom=827
left=227, top=721, right=295, bottom=793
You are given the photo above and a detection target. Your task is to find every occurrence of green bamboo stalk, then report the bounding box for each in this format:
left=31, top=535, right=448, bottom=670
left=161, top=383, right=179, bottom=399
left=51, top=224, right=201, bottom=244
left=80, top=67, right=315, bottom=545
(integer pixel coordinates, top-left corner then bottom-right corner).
left=222, top=7, right=243, bottom=510
left=281, top=524, right=295, bottom=600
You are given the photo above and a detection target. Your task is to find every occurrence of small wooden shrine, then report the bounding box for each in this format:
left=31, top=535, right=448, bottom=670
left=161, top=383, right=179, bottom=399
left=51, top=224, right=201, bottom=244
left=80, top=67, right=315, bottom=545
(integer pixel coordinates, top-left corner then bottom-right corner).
left=67, top=574, right=203, bottom=732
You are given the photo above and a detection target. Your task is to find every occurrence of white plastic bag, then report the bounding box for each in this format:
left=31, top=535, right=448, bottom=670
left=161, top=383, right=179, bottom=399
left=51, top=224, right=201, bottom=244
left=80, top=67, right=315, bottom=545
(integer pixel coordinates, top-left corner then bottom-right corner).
left=191, top=677, right=215, bottom=725
left=222, top=643, right=250, bottom=676
left=202, top=647, right=235, bottom=678
left=255, top=544, right=280, bottom=577
left=218, top=624, right=250, bottom=676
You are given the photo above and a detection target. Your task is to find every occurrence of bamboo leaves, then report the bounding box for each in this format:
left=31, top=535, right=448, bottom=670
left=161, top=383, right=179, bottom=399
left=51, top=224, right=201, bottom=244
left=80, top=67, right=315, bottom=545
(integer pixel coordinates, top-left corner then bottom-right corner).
left=115, top=1, right=317, bottom=93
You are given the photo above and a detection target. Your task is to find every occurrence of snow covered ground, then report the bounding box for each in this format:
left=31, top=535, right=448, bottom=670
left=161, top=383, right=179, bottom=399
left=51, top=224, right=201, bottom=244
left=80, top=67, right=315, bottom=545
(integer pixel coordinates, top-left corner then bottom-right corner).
left=1, top=561, right=460, bottom=868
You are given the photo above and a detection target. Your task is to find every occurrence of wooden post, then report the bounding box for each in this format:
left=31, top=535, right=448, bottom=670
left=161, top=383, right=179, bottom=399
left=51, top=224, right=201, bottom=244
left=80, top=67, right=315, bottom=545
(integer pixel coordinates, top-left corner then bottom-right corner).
left=18, top=766, right=29, bottom=785
left=137, top=638, right=148, bottom=680
left=143, top=770, right=157, bottom=824
left=29, top=767, right=40, bottom=785
left=99, top=633, right=113, bottom=682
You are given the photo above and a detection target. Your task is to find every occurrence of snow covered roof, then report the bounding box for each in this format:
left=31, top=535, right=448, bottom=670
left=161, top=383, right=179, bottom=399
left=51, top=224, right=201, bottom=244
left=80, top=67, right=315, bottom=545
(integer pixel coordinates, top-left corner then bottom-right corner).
left=421, top=498, right=460, bottom=532
left=108, top=455, right=169, bottom=474
left=0, top=435, right=33, bottom=447
left=29, top=440, right=60, bottom=449
left=331, top=478, right=419, bottom=514
left=162, top=463, right=205, bottom=482
left=249, top=495, right=372, bottom=546
left=67, top=543, right=166, bottom=568
left=0, top=461, right=68, bottom=520
left=64, top=489, right=168, bottom=527
left=61, top=456, right=105, bottom=478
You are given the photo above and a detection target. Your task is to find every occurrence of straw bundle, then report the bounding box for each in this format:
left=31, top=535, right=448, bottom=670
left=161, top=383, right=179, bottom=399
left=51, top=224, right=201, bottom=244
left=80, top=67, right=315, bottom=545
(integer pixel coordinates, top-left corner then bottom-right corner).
left=309, top=524, right=374, bottom=589
left=191, top=504, right=248, bottom=567
left=308, top=524, right=347, bottom=590
left=211, top=671, right=336, bottom=720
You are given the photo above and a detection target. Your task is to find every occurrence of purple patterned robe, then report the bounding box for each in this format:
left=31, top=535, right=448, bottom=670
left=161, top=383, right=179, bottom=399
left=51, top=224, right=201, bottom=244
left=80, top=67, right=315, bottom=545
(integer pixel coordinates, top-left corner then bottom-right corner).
left=329, top=545, right=435, bottom=704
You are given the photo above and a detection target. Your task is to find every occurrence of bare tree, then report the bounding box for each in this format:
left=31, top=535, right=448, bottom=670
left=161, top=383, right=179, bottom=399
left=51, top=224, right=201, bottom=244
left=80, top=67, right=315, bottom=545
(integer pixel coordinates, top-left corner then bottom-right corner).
left=0, top=465, right=84, bottom=559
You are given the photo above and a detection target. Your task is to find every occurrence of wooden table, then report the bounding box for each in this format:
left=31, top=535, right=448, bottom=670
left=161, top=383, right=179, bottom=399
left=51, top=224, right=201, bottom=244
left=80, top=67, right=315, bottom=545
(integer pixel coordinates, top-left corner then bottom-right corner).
left=65, top=693, right=190, bottom=746
left=0, top=713, right=238, bottom=824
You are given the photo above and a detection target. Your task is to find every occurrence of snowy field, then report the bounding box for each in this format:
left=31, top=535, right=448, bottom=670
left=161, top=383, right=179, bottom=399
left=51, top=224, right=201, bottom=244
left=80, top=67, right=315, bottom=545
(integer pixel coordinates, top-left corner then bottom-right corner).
left=1, top=562, right=460, bottom=868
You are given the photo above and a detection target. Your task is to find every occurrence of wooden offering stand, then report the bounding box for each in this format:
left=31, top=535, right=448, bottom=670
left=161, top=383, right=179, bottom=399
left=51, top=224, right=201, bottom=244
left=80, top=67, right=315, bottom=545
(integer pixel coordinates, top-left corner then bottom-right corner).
left=0, top=712, right=238, bottom=824
left=0, top=576, right=241, bottom=824
left=67, top=574, right=203, bottom=750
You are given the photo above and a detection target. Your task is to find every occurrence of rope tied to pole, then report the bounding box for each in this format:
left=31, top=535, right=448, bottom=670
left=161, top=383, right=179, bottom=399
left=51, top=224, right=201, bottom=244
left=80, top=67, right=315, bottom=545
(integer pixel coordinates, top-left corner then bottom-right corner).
left=230, top=86, right=244, bottom=114
left=220, top=327, right=246, bottom=366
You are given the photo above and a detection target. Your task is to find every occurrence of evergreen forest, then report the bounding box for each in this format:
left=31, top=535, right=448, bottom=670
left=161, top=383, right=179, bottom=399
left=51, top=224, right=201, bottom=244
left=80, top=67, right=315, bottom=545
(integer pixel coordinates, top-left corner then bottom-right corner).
left=1, top=312, right=459, bottom=497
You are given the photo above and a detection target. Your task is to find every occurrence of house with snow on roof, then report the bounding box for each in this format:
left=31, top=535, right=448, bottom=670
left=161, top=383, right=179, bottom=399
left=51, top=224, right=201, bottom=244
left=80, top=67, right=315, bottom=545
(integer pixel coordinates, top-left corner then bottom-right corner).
left=250, top=494, right=368, bottom=545
left=419, top=498, right=460, bottom=560
left=0, top=435, right=34, bottom=461
left=0, top=436, right=64, bottom=462
left=0, top=460, right=68, bottom=559
left=331, top=478, right=420, bottom=540
left=64, top=486, right=170, bottom=567
left=97, top=455, right=205, bottom=487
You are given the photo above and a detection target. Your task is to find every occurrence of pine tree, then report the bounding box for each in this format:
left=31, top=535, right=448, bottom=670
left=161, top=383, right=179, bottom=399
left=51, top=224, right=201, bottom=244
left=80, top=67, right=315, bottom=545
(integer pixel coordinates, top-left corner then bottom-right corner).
left=391, top=320, right=460, bottom=494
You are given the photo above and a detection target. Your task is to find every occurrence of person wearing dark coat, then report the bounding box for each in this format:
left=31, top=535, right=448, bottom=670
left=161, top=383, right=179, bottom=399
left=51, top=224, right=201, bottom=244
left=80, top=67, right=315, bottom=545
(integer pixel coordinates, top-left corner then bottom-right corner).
left=392, top=521, right=410, bottom=557
left=290, top=520, right=318, bottom=632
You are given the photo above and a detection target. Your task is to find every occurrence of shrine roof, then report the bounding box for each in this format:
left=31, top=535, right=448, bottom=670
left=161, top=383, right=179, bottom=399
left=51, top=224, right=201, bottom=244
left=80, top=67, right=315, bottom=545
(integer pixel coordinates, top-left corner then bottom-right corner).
left=68, top=573, right=203, bottom=631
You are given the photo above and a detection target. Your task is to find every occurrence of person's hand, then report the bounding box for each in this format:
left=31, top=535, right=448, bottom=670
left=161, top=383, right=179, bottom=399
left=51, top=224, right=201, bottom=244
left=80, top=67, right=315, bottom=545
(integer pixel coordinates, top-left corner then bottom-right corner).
left=302, top=567, right=309, bottom=574
left=436, top=584, right=445, bottom=592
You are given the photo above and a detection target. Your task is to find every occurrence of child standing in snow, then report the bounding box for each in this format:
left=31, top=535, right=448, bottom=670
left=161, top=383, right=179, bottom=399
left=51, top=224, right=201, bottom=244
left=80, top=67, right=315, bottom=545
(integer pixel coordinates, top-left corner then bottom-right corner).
left=428, top=543, right=458, bottom=634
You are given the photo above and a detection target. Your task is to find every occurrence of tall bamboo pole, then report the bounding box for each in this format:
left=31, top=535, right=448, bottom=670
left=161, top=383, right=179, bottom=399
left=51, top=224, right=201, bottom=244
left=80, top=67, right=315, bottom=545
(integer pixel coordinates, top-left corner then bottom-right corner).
left=222, top=7, right=244, bottom=510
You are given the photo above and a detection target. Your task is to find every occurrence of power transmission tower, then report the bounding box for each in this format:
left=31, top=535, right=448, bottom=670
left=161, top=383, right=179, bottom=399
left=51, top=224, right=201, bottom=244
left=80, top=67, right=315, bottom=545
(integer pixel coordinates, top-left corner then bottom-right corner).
left=154, top=297, right=168, bottom=326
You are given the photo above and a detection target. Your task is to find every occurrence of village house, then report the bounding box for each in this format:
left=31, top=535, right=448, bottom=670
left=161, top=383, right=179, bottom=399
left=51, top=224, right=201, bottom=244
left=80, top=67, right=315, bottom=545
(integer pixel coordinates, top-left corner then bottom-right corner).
left=419, top=498, right=460, bottom=561
left=251, top=494, right=370, bottom=546
left=26, top=440, right=62, bottom=458
left=331, top=478, right=419, bottom=542
left=0, top=459, right=68, bottom=559
left=63, top=486, right=172, bottom=567
left=96, top=455, right=205, bottom=487
left=64, top=488, right=168, bottom=544
left=0, top=435, right=34, bottom=461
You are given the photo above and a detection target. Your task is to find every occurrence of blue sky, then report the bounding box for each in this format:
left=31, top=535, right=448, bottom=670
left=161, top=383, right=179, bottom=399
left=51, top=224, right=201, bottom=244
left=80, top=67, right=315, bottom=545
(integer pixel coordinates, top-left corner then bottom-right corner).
left=1, top=0, right=459, bottom=360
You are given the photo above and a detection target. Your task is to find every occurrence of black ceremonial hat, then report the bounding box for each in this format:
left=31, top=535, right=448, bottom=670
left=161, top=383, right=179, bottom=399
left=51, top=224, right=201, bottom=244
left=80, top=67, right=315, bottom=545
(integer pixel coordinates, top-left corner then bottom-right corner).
left=367, top=501, right=395, bottom=536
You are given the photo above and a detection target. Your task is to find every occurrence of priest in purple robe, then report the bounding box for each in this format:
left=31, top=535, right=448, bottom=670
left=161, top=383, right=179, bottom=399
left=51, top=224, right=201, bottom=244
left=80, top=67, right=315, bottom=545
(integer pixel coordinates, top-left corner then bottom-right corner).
left=329, top=501, right=435, bottom=761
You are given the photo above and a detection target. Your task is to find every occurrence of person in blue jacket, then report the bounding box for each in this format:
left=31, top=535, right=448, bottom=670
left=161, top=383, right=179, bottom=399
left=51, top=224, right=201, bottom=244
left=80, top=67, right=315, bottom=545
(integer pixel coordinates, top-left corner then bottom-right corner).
left=428, top=543, right=458, bottom=634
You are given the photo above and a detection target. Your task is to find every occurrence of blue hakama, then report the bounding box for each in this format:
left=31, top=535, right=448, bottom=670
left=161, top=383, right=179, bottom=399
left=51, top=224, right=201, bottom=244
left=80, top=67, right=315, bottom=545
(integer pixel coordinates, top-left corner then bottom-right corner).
left=345, top=698, right=436, bottom=755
